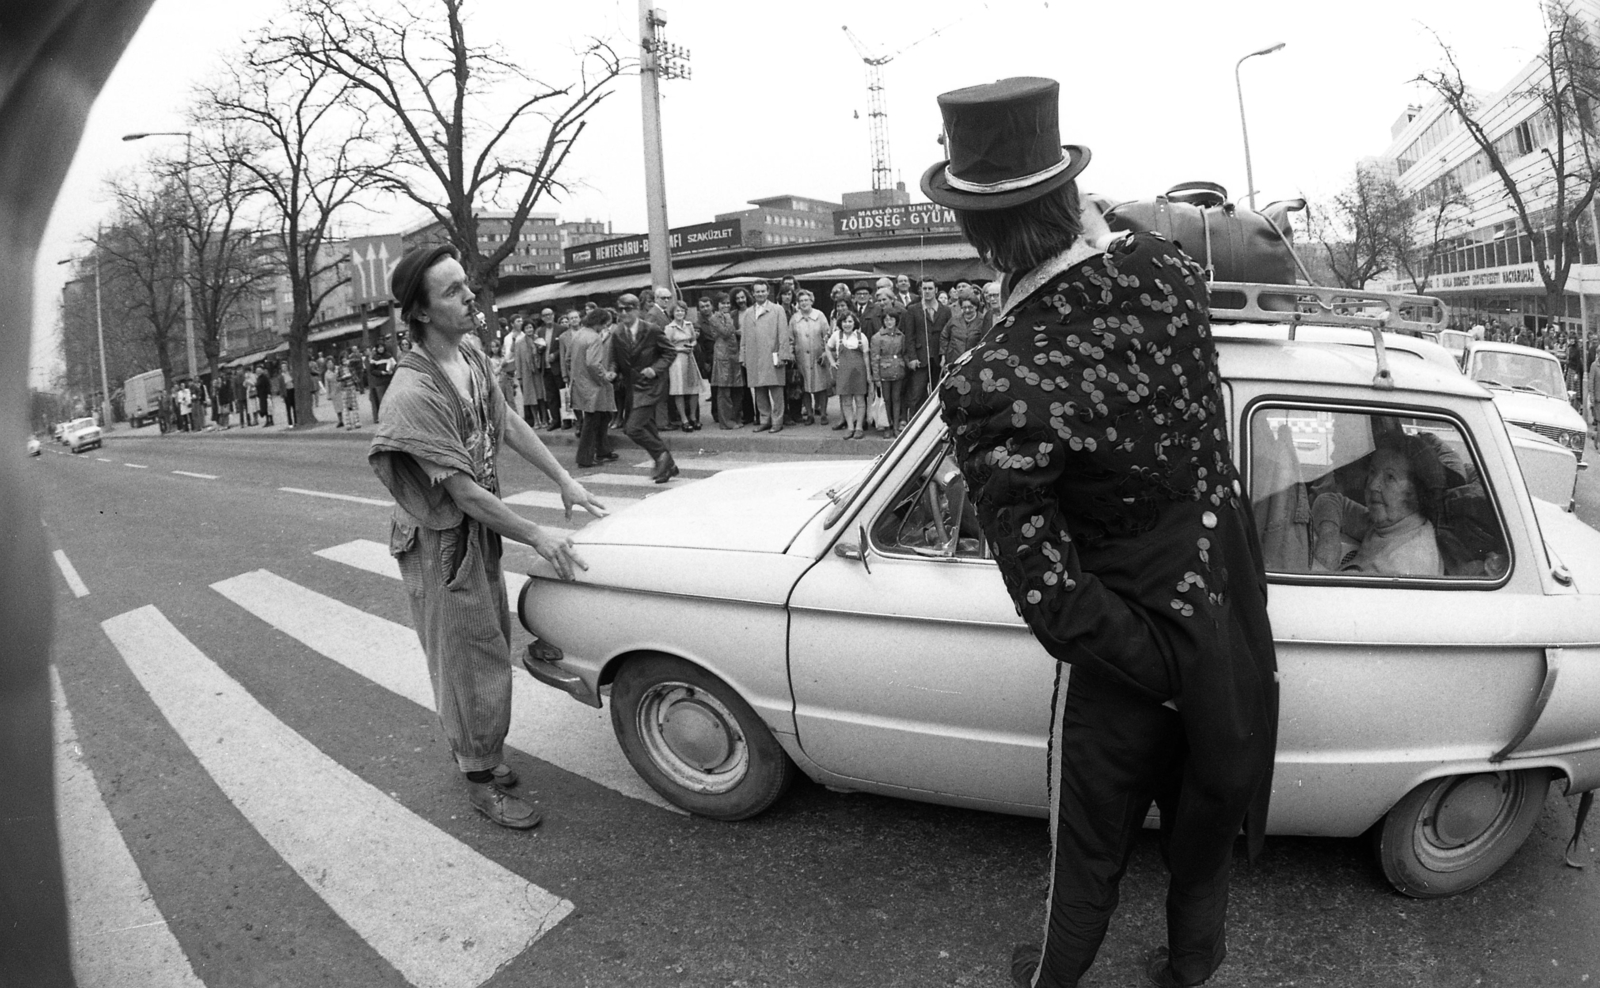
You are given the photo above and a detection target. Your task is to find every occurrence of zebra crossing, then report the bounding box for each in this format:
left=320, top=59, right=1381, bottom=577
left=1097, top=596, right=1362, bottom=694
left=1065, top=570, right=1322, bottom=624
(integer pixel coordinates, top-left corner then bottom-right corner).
left=53, top=460, right=808, bottom=987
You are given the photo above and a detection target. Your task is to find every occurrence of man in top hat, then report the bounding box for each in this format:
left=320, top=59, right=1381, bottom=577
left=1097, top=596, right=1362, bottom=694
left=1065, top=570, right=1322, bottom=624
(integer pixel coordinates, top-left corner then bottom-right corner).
left=925, top=78, right=1278, bottom=988
left=368, top=244, right=605, bottom=830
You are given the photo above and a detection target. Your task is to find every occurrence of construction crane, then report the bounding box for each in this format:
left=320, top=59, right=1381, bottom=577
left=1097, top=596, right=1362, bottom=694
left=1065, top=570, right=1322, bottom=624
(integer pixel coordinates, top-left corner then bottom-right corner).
left=842, top=14, right=972, bottom=205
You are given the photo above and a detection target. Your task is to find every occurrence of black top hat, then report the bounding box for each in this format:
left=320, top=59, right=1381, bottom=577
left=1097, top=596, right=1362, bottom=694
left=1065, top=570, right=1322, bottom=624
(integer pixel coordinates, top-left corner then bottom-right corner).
left=921, top=77, right=1090, bottom=211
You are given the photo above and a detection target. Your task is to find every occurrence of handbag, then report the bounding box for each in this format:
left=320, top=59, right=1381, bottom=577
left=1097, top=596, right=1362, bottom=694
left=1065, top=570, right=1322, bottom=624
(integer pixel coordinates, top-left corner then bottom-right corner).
left=559, top=386, right=574, bottom=422
left=869, top=392, right=888, bottom=428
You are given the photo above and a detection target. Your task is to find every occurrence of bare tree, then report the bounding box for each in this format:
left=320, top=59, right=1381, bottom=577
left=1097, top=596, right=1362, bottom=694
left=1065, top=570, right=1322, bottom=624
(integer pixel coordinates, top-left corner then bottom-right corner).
left=160, top=135, right=278, bottom=386
left=1308, top=167, right=1414, bottom=289
left=1414, top=4, right=1600, bottom=323
left=270, top=0, right=624, bottom=337
left=196, top=37, right=390, bottom=426
left=1397, top=174, right=1475, bottom=294
left=93, top=173, right=188, bottom=387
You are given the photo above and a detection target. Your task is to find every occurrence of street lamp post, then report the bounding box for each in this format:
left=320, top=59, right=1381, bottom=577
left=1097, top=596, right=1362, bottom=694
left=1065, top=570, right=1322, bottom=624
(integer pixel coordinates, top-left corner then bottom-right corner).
left=58, top=232, right=112, bottom=429
left=123, top=130, right=196, bottom=379
left=1234, top=43, right=1285, bottom=211
left=638, top=3, right=690, bottom=295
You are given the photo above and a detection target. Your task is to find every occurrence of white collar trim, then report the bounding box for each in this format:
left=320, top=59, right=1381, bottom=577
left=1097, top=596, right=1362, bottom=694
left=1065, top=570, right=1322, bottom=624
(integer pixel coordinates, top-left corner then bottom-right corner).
left=997, top=238, right=1105, bottom=322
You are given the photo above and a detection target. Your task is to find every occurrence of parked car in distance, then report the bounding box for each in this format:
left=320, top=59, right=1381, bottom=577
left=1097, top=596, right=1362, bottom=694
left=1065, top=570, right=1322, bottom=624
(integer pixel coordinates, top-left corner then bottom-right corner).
left=62, top=416, right=103, bottom=454
left=27, top=436, right=41, bottom=457
left=1506, top=424, right=1583, bottom=510
left=517, top=283, right=1600, bottom=901
left=53, top=421, right=70, bottom=444
left=1437, top=328, right=1472, bottom=367
left=1462, top=341, right=1587, bottom=461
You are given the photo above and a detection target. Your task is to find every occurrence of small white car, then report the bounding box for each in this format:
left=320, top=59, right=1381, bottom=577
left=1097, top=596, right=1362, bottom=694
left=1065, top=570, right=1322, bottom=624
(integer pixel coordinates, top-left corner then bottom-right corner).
left=62, top=416, right=102, bottom=454
left=1506, top=424, right=1583, bottom=510
left=27, top=436, right=41, bottom=457
left=518, top=284, right=1600, bottom=900
left=1463, top=341, right=1587, bottom=461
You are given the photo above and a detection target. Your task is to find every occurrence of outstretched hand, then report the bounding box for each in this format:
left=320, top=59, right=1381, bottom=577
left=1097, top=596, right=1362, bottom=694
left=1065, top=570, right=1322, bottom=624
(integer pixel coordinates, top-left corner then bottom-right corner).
left=530, top=526, right=588, bottom=582
left=560, top=479, right=608, bottom=521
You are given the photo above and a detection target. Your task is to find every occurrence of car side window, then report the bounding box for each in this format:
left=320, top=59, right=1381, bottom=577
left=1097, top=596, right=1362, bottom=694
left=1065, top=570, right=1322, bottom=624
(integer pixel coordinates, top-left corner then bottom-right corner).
left=1248, top=405, right=1510, bottom=582
left=871, top=443, right=991, bottom=560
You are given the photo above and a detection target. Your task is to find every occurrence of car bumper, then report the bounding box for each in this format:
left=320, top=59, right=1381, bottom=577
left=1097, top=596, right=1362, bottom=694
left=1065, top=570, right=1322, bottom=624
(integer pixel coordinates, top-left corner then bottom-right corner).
left=519, top=639, right=602, bottom=708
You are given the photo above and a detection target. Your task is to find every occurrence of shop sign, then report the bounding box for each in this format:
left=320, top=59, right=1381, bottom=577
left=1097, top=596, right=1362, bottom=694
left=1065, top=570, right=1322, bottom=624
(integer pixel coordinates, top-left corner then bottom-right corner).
left=563, top=219, right=743, bottom=271
left=832, top=202, right=959, bottom=236
left=1403, top=263, right=1543, bottom=293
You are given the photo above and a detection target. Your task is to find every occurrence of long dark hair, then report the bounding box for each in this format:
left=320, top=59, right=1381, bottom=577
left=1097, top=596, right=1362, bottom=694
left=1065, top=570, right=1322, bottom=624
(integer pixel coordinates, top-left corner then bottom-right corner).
left=731, top=287, right=751, bottom=309
left=954, top=181, right=1083, bottom=275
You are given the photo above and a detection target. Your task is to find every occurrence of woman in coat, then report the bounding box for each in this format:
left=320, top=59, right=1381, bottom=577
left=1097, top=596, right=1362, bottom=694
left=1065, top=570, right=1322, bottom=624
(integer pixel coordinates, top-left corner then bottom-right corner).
left=707, top=292, right=744, bottom=429
left=940, top=295, right=986, bottom=368
left=569, top=307, right=619, bottom=468
left=664, top=301, right=703, bottom=431
left=789, top=290, right=834, bottom=425
left=926, top=78, right=1278, bottom=988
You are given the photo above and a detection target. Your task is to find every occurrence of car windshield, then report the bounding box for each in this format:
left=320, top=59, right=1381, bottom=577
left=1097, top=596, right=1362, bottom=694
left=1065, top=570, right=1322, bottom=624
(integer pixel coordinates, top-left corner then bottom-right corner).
left=70, top=418, right=95, bottom=430
left=1471, top=352, right=1566, bottom=397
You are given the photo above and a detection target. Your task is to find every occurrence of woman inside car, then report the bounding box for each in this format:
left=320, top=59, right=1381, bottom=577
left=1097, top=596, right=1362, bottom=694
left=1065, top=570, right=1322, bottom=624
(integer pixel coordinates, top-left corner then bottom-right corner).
left=1310, top=432, right=1446, bottom=576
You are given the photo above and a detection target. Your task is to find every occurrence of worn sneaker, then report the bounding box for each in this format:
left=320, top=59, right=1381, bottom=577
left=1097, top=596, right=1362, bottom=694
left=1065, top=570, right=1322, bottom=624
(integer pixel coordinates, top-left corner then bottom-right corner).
left=468, top=783, right=542, bottom=830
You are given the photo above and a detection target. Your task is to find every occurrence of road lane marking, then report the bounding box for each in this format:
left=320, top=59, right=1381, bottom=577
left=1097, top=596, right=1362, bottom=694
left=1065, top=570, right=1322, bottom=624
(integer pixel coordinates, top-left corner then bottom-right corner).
left=52, top=669, right=205, bottom=988
left=172, top=470, right=218, bottom=480
left=504, top=489, right=641, bottom=512
left=569, top=471, right=694, bottom=489
left=279, top=486, right=393, bottom=507
left=101, top=605, right=571, bottom=988
left=124, top=463, right=148, bottom=469
left=212, top=568, right=680, bottom=815
left=96, top=457, right=112, bottom=462
left=52, top=550, right=90, bottom=598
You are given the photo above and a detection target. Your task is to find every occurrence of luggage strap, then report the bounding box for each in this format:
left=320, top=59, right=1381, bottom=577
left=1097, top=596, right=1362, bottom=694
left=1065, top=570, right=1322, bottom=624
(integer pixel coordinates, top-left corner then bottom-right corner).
left=1567, top=789, right=1595, bottom=869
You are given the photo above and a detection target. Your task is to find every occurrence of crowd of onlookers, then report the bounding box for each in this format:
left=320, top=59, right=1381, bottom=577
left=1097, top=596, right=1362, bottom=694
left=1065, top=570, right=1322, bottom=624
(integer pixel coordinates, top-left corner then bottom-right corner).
left=490, top=272, right=1004, bottom=449
left=1449, top=316, right=1598, bottom=400
left=148, top=344, right=399, bottom=433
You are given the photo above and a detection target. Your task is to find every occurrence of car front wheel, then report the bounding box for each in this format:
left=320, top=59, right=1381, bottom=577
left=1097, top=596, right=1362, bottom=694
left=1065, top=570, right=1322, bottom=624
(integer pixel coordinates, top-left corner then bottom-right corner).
left=609, top=654, right=795, bottom=820
left=1375, top=768, right=1551, bottom=898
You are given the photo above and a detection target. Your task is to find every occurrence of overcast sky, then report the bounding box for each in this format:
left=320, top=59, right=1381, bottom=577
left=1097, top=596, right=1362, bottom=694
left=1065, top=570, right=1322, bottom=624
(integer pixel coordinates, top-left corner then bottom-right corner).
left=30, top=0, right=1558, bottom=386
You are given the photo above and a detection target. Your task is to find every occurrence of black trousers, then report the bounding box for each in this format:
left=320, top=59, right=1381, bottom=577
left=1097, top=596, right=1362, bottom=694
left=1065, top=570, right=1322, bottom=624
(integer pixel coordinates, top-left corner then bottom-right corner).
left=623, top=400, right=667, bottom=460
left=1034, top=667, right=1231, bottom=988
left=575, top=410, right=613, bottom=467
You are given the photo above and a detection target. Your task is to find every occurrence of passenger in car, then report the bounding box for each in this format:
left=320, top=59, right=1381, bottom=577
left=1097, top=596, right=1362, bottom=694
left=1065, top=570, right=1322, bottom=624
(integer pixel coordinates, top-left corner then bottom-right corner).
left=1310, top=433, right=1445, bottom=576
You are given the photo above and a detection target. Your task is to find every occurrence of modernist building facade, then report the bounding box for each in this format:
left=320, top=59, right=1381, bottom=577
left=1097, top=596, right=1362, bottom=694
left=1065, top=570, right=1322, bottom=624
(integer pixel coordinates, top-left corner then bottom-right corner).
left=1378, top=9, right=1600, bottom=339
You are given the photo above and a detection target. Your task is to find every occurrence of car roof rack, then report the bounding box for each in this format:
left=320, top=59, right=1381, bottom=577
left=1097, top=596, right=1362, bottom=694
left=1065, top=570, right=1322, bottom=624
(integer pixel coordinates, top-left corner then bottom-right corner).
left=1208, top=282, right=1448, bottom=390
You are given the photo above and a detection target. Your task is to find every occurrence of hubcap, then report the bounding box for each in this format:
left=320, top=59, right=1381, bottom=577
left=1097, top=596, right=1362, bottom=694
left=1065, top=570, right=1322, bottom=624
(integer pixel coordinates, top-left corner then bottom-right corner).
left=661, top=697, right=734, bottom=770
left=1414, top=772, right=1523, bottom=871
left=1432, top=774, right=1505, bottom=846
left=635, top=682, right=749, bottom=794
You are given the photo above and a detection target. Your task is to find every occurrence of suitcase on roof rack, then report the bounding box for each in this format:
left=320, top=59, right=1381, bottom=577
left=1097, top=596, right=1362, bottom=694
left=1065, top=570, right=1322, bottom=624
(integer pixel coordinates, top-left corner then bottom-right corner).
left=1093, top=182, right=1306, bottom=285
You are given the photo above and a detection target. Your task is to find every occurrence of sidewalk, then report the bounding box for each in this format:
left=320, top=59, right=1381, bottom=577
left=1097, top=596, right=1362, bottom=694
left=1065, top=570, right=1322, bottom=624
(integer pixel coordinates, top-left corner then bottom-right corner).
left=109, top=395, right=897, bottom=456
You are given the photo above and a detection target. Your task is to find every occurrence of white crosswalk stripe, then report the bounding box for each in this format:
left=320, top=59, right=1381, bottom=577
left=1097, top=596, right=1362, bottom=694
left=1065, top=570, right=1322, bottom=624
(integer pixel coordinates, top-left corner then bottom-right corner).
left=53, top=549, right=90, bottom=598
left=102, top=605, right=572, bottom=988
left=53, top=668, right=204, bottom=988
left=212, top=567, right=680, bottom=814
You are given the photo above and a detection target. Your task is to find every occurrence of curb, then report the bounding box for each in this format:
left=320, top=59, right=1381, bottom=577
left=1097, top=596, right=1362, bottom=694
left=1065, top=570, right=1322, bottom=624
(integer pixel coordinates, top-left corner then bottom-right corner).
left=107, top=418, right=894, bottom=455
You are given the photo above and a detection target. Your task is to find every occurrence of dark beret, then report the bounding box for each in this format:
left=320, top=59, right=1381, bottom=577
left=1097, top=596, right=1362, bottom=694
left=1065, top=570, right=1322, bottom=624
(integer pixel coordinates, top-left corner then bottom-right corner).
left=390, top=244, right=458, bottom=318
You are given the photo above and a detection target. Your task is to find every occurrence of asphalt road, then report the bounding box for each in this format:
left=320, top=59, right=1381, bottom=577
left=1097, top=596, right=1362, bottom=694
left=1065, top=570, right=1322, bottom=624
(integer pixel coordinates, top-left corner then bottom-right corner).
left=36, top=426, right=1600, bottom=988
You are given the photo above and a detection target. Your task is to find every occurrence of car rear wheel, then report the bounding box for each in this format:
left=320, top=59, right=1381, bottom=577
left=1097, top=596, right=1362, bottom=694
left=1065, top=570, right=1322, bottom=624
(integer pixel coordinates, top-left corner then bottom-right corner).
left=1375, top=768, right=1551, bottom=898
left=609, top=654, right=794, bottom=820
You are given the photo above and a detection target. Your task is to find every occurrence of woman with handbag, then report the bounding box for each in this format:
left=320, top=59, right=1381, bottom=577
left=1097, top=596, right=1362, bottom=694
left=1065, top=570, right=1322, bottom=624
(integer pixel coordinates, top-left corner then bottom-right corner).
left=868, top=310, right=908, bottom=436
left=664, top=301, right=703, bottom=431
left=707, top=292, right=744, bottom=429
left=826, top=310, right=870, bottom=439
left=789, top=290, right=833, bottom=425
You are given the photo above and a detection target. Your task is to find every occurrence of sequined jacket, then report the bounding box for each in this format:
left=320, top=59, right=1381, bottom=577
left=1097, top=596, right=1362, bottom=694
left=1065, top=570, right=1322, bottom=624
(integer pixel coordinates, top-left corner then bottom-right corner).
left=938, top=231, right=1279, bottom=855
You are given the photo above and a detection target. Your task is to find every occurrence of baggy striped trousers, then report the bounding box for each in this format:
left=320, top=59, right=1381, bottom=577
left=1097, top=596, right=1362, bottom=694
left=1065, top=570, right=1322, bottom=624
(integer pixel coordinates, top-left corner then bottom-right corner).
left=392, top=517, right=513, bottom=774
left=1031, top=665, right=1232, bottom=988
